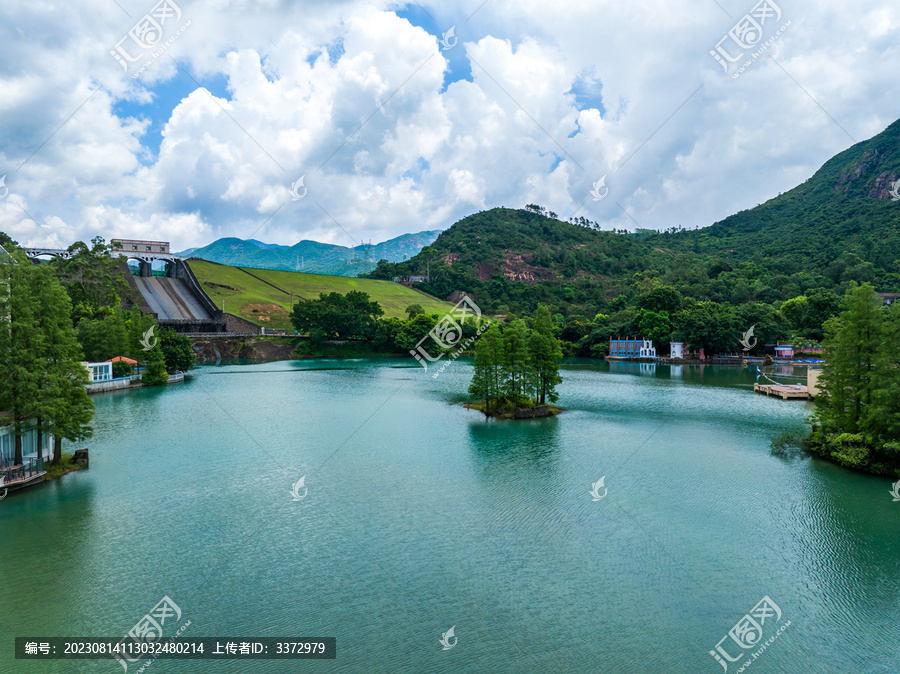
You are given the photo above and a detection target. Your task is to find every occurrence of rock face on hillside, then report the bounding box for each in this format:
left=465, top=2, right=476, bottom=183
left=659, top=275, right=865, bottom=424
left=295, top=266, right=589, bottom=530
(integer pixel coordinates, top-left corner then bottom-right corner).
left=191, top=337, right=297, bottom=363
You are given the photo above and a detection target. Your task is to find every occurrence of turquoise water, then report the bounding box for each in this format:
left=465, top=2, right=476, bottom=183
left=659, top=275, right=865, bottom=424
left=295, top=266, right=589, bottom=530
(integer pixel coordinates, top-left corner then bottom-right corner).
left=1, top=360, right=898, bottom=673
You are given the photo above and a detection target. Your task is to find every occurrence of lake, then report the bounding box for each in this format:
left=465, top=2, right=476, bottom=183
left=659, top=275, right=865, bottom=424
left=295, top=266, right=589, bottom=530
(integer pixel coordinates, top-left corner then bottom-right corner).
left=1, top=359, right=898, bottom=673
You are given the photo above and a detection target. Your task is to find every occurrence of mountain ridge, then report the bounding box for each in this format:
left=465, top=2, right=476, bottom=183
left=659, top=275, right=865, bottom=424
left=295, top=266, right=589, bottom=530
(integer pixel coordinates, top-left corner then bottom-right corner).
left=176, top=229, right=442, bottom=277
left=365, top=117, right=900, bottom=317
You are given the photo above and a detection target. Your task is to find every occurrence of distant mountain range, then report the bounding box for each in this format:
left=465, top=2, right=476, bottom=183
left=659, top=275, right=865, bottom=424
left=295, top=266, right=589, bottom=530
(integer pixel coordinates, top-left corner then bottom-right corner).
left=176, top=230, right=442, bottom=276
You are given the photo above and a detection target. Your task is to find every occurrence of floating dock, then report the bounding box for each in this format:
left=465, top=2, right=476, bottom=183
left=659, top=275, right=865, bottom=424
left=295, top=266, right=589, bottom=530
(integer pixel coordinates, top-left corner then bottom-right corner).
left=753, top=382, right=811, bottom=400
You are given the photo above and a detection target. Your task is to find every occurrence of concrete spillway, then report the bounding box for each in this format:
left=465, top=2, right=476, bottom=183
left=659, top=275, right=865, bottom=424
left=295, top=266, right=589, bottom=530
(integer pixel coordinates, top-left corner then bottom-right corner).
left=132, top=276, right=213, bottom=321
left=122, top=258, right=225, bottom=333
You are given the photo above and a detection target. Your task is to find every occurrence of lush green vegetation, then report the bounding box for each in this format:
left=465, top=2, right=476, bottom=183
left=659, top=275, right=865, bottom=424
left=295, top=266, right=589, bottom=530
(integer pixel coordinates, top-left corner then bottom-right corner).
left=2, top=236, right=194, bottom=387
left=142, top=346, right=170, bottom=386
left=367, top=121, right=900, bottom=353
left=0, top=251, right=94, bottom=465
left=655, top=118, right=900, bottom=285
left=467, top=306, right=563, bottom=417
left=291, top=291, right=384, bottom=344
left=190, top=259, right=454, bottom=329
left=364, top=206, right=852, bottom=355
left=810, top=283, right=900, bottom=476
left=159, top=328, right=196, bottom=373
left=287, top=290, right=486, bottom=360
left=42, top=453, right=89, bottom=480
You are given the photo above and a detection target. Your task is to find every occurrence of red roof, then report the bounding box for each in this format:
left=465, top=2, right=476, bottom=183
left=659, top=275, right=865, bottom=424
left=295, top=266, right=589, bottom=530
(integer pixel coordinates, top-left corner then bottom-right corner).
left=107, top=356, right=138, bottom=364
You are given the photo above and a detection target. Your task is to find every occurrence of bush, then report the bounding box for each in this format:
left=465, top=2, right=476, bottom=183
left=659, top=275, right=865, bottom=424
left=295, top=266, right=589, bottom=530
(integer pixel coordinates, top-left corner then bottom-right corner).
left=111, top=361, right=133, bottom=378
left=829, top=433, right=870, bottom=469
left=769, top=429, right=808, bottom=458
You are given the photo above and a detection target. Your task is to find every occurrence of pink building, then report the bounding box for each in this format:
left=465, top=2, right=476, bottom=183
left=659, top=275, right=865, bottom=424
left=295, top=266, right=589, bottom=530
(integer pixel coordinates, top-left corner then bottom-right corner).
left=774, top=344, right=794, bottom=360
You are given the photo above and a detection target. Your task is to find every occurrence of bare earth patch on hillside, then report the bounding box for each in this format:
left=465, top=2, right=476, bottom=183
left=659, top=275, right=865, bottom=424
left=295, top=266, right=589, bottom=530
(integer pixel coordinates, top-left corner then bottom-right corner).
left=242, top=302, right=288, bottom=323
left=502, top=250, right=555, bottom=283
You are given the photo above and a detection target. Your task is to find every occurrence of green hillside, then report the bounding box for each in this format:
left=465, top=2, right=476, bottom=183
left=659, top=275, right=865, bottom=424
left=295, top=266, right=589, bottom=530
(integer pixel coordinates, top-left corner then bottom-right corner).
left=650, top=118, right=900, bottom=278
left=189, top=259, right=454, bottom=330
left=367, top=119, right=900, bottom=321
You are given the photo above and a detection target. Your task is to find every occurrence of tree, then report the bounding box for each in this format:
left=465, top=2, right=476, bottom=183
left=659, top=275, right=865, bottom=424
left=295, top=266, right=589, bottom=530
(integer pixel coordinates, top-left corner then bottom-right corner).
left=675, top=301, right=738, bottom=354
left=636, top=309, right=672, bottom=346
left=53, top=236, right=133, bottom=318
left=77, top=306, right=128, bottom=362
left=126, top=306, right=157, bottom=360
left=636, top=285, right=682, bottom=313
left=815, top=284, right=882, bottom=433
left=142, top=345, right=169, bottom=386
left=734, top=302, right=790, bottom=355
left=469, top=325, right=503, bottom=416
left=779, top=288, right=840, bottom=341
left=112, top=360, right=133, bottom=378
left=864, top=303, right=900, bottom=441
left=159, top=327, right=195, bottom=372
left=37, top=273, right=94, bottom=465
left=30, top=265, right=94, bottom=463
left=0, top=255, right=43, bottom=466
left=528, top=305, right=563, bottom=404
left=501, top=319, right=531, bottom=400
left=0, top=259, right=93, bottom=465
left=290, top=291, right=384, bottom=340
left=405, top=303, right=425, bottom=318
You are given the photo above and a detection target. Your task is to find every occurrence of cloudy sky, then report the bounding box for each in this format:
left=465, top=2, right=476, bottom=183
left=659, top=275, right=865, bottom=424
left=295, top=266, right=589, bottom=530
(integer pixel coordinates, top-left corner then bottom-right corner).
left=0, top=0, right=896, bottom=251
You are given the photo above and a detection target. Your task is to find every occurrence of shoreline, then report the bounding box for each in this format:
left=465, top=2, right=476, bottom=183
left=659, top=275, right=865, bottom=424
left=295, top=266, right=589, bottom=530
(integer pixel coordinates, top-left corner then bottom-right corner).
left=464, top=401, right=564, bottom=420
left=43, top=454, right=88, bottom=482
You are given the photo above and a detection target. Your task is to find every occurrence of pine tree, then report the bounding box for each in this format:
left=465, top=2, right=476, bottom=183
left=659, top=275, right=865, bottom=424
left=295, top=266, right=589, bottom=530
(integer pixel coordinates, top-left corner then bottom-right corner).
left=864, top=302, right=900, bottom=441
left=501, top=319, right=530, bottom=400
left=469, top=324, right=503, bottom=415
left=126, top=305, right=156, bottom=360
left=31, top=266, right=94, bottom=464
left=815, top=283, right=882, bottom=433
left=529, top=305, right=563, bottom=404
left=142, top=344, right=169, bottom=386
left=0, top=258, right=44, bottom=466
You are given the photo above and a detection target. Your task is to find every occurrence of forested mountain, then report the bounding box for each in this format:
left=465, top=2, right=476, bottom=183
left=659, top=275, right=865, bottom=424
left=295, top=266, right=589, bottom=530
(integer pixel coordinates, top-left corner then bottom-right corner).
left=368, top=118, right=900, bottom=323
left=649, top=117, right=900, bottom=282
left=177, top=230, right=442, bottom=277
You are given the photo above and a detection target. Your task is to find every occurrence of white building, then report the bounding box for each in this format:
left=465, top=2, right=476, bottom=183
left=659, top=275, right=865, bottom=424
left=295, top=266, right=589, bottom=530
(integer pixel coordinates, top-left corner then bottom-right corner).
left=81, top=361, right=113, bottom=383
left=670, top=342, right=685, bottom=359
left=638, top=339, right=657, bottom=358
left=0, top=422, right=53, bottom=466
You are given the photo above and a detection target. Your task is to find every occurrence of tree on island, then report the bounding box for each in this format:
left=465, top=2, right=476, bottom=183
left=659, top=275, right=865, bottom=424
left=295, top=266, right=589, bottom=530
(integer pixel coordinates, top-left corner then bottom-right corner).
left=468, top=305, right=563, bottom=417
left=529, top=306, right=563, bottom=404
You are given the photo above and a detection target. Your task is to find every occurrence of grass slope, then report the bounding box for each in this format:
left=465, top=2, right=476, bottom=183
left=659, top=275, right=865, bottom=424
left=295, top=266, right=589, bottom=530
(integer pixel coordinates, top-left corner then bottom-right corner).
left=189, top=259, right=454, bottom=330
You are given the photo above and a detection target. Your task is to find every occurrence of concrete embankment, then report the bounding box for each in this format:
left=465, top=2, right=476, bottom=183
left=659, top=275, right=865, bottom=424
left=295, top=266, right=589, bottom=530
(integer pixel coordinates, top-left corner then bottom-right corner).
left=191, top=336, right=298, bottom=363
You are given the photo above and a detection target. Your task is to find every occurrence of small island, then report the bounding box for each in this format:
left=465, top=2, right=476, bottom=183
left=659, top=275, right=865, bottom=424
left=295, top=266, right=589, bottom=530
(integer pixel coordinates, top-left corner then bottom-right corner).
left=466, top=305, right=564, bottom=419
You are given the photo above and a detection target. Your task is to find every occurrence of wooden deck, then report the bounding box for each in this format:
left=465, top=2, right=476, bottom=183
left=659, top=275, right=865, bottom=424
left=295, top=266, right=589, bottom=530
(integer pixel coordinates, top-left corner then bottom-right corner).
left=1, top=458, right=49, bottom=492
left=754, top=382, right=811, bottom=400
